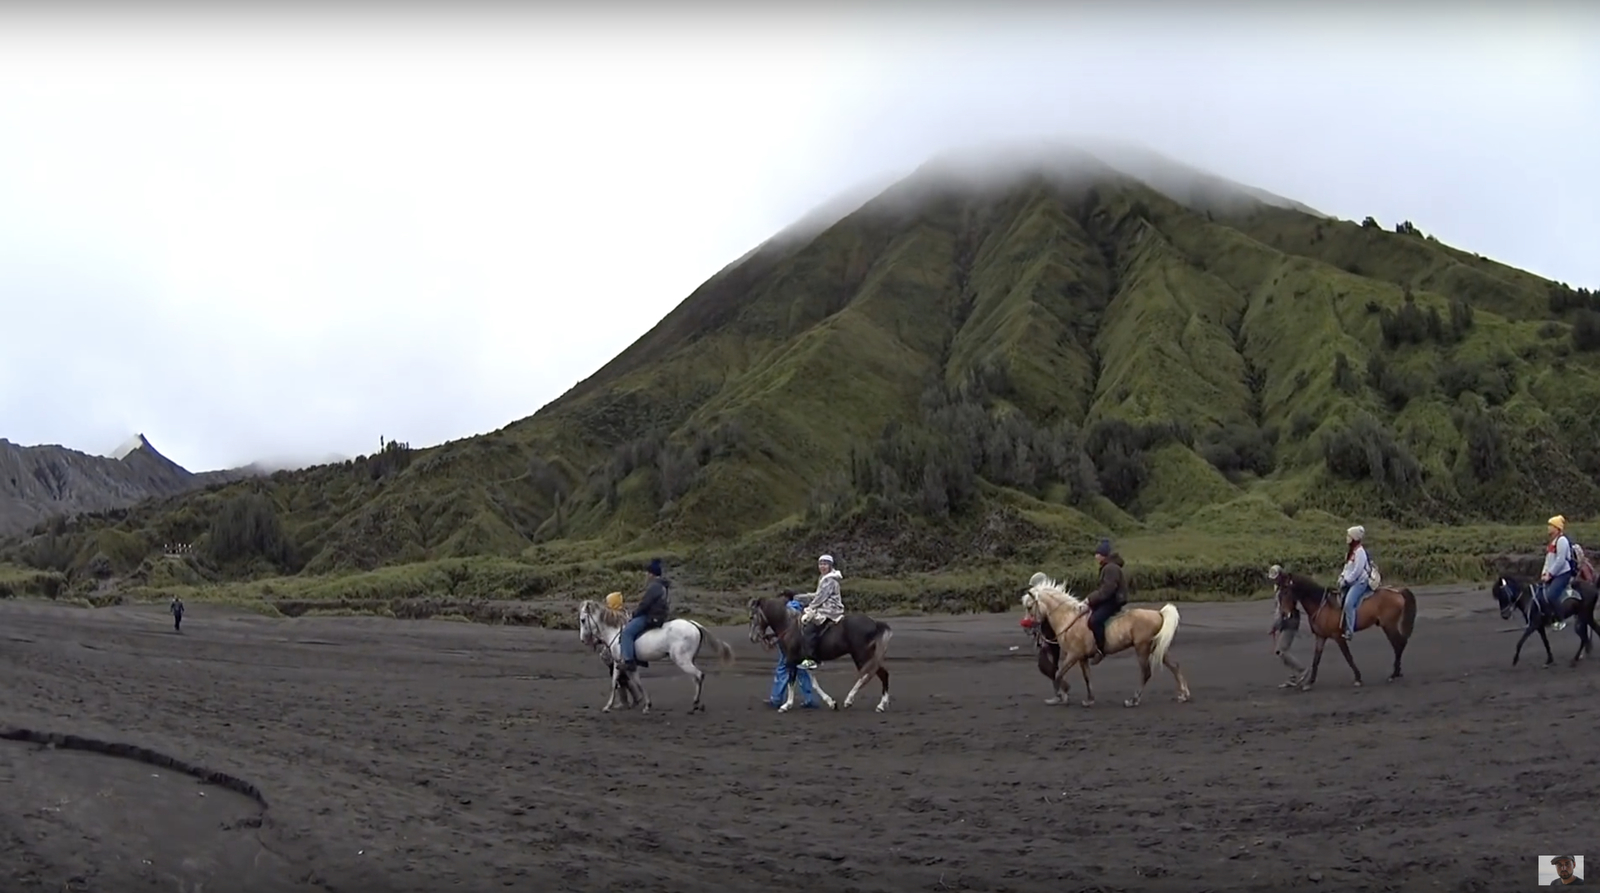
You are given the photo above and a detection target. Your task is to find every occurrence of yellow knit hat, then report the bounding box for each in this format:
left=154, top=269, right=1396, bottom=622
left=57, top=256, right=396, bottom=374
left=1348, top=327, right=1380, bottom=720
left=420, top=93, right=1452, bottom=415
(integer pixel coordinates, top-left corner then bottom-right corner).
left=604, top=591, right=624, bottom=611
left=1549, top=515, right=1567, bottom=531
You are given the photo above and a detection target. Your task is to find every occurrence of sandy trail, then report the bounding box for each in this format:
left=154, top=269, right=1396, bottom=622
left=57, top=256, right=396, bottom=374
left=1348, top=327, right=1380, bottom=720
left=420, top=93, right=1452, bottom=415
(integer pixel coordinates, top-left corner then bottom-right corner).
left=0, top=585, right=1595, bottom=892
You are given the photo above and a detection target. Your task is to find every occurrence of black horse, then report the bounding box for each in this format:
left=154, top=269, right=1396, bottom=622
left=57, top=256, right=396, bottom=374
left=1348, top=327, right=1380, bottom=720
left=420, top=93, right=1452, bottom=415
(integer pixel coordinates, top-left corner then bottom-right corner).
left=747, top=593, right=893, bottom=713
left=1491, top=574, right=1600, bottom=668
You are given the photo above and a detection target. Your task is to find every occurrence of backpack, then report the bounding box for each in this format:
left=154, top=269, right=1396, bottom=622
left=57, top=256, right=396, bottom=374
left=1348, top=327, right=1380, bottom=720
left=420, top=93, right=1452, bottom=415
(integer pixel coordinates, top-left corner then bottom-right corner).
left=1574, top=542, right=1596, bottom=583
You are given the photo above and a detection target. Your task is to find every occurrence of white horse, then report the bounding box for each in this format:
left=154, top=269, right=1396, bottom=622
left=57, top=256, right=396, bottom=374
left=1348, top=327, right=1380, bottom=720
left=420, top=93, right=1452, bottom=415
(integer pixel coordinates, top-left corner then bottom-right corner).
left=577, top=600, right=736, bottom=714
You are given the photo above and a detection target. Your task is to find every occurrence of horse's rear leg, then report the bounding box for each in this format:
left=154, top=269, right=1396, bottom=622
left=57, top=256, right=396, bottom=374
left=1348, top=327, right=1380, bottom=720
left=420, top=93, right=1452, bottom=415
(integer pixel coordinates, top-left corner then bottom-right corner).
left=1382, top=625, right=1408, bottom=682
left=1162, top=653, right=1191, bottom=702
left=1124, top=644, right=1154, bottom=708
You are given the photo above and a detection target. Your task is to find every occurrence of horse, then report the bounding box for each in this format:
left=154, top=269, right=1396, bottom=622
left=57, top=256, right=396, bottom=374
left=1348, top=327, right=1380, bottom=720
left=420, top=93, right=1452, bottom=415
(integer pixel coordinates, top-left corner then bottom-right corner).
left=1020, top=573, right=1190, bottom=708
left=577, top=600, right=736, bottom=714
left=1271, top=569, right=1416, bottom=689
left=747, top=592, right=893, bottom=713
left=1490, top=574, right=1600, bottom=668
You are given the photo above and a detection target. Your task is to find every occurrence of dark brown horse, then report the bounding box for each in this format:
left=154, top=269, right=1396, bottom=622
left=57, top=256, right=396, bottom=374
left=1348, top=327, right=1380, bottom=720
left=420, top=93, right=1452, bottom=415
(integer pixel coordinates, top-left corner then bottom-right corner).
left=748, top=593, right=893, bottom=713
left=1490, top=574, right=1600, bottom=668
left=1273, top=570, right=1417, bottom=689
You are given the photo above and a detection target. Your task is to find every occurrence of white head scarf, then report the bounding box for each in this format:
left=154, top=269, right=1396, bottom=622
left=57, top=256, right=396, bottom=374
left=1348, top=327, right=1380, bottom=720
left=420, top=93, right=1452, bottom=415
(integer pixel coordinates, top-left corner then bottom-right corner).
left=1347, top=525, right=1365, bottom=543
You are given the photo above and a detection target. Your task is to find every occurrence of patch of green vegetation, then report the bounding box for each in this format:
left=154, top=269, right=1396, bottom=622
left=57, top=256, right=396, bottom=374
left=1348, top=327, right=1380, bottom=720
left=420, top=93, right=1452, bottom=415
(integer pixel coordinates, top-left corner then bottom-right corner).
left=4, top=162, right=1597, bottom=621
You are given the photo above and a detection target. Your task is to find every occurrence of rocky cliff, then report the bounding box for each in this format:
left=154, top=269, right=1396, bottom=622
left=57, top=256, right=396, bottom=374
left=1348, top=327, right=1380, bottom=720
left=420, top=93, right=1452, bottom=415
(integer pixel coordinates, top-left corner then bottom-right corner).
left=0, top=435, right=259, bottom=537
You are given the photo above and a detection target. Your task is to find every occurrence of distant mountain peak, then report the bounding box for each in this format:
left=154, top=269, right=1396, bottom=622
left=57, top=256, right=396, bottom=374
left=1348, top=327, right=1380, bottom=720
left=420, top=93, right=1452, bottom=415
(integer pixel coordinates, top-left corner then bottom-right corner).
left=111, top=433, right=152, bottom=461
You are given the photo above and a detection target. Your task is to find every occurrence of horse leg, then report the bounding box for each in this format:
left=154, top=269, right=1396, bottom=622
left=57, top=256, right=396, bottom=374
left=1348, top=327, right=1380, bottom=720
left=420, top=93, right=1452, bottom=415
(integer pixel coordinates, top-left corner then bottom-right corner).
left=1076, top=653, right=1096, bottom=707
left=603, top=666, right=621, bottom=713
left=670, top=645, right=706, bottom=714
left=874, top=666, right=891, bottom=713
left=1536, top=627, right=1555, bottom=667
left=1163, top=652, right=1191, bottom=702
left=1044, top=654, right=1073, bottom=705
left=842, top=653, right=871, bottom=709
left=1300, top=636, right=1328, bottom=691
left=1124, top=642, right=1154, bottom=708
left=1382, top=623, right=1408, bottom=682
left=1333, top=636, right=1363, bottom=687
left=1569, top=615, right=1589, bottom=668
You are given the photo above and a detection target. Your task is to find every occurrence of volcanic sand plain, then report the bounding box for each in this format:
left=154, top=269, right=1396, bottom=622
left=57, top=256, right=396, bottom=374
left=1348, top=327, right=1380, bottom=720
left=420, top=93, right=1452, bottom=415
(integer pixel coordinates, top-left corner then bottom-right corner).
left=1, top=585, right=1596, bottom=892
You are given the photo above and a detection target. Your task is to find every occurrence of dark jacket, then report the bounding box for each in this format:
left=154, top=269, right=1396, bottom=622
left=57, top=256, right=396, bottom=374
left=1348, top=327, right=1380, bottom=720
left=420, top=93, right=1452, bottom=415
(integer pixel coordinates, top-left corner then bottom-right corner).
left=633, top=576, right=671, bottom=624
left=1086, top=555, right=1127, bottom=608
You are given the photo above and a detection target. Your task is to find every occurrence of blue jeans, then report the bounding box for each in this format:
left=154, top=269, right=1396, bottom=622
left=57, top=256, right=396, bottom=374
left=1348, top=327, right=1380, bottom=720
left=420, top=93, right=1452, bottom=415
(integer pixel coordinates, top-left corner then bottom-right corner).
left=1542, top=571, right=1574, bottom=616
left=618, top=616, right=652, bottom=664
left=1342, top=580, right=1371, bottom=637
left=770, top=652, right=816, bottom=707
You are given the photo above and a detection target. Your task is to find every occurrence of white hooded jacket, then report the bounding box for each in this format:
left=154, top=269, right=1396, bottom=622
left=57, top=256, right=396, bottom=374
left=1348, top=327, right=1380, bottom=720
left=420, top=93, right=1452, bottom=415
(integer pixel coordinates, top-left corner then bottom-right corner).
left=797, top=569, right=845, bottom=624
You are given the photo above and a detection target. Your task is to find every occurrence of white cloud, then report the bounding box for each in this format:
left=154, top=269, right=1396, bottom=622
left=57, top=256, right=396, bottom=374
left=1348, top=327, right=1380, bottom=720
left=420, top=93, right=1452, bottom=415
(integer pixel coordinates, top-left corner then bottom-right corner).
left=0, top=5, right=1595, bottom=470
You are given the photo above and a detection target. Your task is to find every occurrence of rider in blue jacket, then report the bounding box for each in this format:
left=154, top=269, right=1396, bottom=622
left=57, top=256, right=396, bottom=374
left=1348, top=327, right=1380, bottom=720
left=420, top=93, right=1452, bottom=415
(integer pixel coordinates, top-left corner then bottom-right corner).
left=768, top=598, right=818, bottom=708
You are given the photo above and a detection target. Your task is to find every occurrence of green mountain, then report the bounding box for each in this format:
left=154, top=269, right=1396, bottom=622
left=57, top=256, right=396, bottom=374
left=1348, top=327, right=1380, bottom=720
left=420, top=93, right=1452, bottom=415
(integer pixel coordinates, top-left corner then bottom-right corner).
left=6, top=143, right=1599, bottom=606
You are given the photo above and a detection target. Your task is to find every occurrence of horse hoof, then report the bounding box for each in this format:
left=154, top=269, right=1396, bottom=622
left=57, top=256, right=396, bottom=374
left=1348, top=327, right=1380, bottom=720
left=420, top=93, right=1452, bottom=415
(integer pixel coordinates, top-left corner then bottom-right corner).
left=1352, top=681, right=1363, bottom=688
left=875, top=703, right=887, bottom=713
left=776, top=705, right=791, bottom=714
left=1298, top=684, right=1312, bottom=692
left=1081, top=699, right=1095, bottom=708
left=1122, top=699, right=1138, bottom=708
left=1043, top=697, right=1064, bottom=706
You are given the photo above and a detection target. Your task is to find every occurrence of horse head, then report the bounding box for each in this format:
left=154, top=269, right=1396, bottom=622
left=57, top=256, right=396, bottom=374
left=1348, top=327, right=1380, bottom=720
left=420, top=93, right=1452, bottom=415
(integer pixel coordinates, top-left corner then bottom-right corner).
left=1022, top=573, right=1080, bottom=627
left=1490, top=575, right=1522, bottom=620
left=748, top=593, right=790, bottom=649
left=577, top=600, right=602, bottom=648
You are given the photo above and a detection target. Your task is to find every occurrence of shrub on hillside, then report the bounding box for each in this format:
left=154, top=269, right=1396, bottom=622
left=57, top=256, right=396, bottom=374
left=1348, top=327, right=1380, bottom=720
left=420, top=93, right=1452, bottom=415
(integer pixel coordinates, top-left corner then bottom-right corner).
left=1365, top=354, right=1424, bottom=412
left=207, top=492, right=294, bottom=570
left=1198, top=422, right=1278, bottom=479
left=1461, top=411, right=1506, bottom=483
left=1320, top=412, right=1424, bottom=493
left=1571, top=310, right=1600, bottom=352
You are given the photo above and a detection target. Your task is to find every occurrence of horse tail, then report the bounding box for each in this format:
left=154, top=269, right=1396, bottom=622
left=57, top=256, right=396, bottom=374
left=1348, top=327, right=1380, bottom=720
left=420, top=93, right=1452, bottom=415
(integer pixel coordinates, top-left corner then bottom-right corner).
left=1151, top=603, right=1180, bottom=670
left=1397, top=587, right=1417, bottom=640
left=692, top=622, right=737, bottom=667
left=869, top=621, right=893, bottom=668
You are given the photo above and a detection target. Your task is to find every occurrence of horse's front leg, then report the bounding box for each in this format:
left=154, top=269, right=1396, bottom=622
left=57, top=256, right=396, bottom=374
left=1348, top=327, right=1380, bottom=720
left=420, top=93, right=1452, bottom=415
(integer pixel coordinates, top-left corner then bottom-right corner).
left=1300, top=636, right=1328, bottom=691
left=1537, top=627, right=1555, bottom=667
left=1044, top=658, right=1071, bottom=706
left=1071, top=652, right=1096, bottom=707
left=1513, top=625, right=1537, bottom=666
left=776, top=663, right=799, bottom=713
left=1569, top=620, right=1589, bottom=667
left=1333, top=637, right=1363, bottom=687
left=603, top=666, right=621, bottom=713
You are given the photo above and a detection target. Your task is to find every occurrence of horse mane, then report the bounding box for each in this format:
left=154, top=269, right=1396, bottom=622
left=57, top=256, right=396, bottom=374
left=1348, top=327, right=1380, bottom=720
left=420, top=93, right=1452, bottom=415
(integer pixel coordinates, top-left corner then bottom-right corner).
left=1024, top=575, right=1084, bottom=612
left=581, top=599, right=630, bottom=628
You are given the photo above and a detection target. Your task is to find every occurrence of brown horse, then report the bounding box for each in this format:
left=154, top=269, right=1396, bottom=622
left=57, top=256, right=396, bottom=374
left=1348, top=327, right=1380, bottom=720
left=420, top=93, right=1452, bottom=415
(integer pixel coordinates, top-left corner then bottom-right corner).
left=1021, top=574, right=1191, bottom=708
left=1272, top=569, right=1417, bottom=689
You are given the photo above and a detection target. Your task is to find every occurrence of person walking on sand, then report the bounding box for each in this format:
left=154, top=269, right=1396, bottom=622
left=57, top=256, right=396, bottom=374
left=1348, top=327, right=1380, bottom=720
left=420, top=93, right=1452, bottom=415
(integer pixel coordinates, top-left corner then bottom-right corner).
left=170, top=596, right=185, bottom=633
left=1265, top=565, right=1305, bottom=687
left=767, top=595, right=819, bottom=709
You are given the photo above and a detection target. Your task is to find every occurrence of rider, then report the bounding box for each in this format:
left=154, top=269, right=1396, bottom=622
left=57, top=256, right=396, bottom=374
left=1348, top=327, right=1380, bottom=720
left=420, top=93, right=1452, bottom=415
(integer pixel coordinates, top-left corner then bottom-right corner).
left=768, top=595, right=819, bottom=709
left=1540, top=515, right=1574, bottom=631
left=619, top=559, right=671, bottom=672
left=1339, top=525, right=1372, bottom=640
left=795, top=554, right=843, bottom=671
left=1084, top=539, right=1127, bottom=664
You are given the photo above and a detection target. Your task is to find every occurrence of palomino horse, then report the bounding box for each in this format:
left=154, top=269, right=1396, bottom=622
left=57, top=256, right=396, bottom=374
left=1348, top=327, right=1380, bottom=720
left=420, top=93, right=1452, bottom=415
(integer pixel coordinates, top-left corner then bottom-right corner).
left=748, top=593, right=893, bottom=713
left=1021, top=573, right=1190, bottom=708
left=1490, top=574, right=1600, bottom=668
left=577, top=600, right=736, bottom=714
left=1272, top=569, right=1416, bottom=689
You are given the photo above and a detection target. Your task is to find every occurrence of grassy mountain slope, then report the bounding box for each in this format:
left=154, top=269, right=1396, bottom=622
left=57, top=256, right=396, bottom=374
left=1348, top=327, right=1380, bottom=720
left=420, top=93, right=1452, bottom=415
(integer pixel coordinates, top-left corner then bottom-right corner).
left=6, top=146, right=1599, bottom=613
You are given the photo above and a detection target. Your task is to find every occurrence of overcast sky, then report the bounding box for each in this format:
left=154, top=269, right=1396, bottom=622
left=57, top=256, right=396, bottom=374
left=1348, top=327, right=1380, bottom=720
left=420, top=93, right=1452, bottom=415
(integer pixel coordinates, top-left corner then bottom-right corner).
left=1, top=3, right=1596, bottom=472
